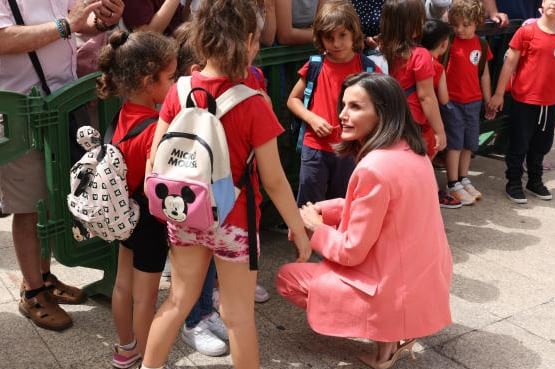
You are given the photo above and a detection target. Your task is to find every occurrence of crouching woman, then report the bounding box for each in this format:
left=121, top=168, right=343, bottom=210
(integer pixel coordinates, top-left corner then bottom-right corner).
left=277, top=73, right=453, bottom=369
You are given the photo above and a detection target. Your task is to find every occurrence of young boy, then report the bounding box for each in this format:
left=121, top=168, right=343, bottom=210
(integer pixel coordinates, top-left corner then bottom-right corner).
left=288, top=0, right=380, bottom=207
left=489, top=0, right=555, bottom=204
left=444, top=0, right=493, bottom=205
left=422, top=19, right=463, bottom=209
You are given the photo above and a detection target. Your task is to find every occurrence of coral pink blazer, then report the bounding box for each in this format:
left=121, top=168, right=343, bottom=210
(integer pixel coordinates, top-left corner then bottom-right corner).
left=307, top=141, right=452, bottom=341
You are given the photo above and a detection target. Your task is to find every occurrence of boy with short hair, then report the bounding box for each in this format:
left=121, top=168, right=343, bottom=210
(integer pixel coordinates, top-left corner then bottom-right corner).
left=489, top=0, right=555, bottom=204
left=444, top=0, right=494, bottom=205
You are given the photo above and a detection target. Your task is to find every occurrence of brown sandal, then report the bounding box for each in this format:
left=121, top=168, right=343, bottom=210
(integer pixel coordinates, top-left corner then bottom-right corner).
left=18, top=290, right=73, bottom=331
left=44, top=274, right=87, bottom=305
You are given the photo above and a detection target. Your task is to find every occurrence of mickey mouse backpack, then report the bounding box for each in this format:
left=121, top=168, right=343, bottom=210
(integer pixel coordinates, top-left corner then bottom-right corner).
left=146, top=76, right=261, bottom=268
left=67, top=118, right=155, bottom=241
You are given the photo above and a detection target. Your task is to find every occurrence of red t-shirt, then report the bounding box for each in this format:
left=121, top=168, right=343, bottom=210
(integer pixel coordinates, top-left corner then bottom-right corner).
left=299, top=54, right=375, bottom=152
left=391, top=47, right=435, bottom=125
left=432, top=58, right=444, bottom=93
left=246, top=66, right=267, bottom=92
left=112, top=101, right=158, bottom=197
left=446, top=36, right=493, bottom=104
left=159, top=72, right=284, bottom=230
left=510, top=23, right=555, bottom=106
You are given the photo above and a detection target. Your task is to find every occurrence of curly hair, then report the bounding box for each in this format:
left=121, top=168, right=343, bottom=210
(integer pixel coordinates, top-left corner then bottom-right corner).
left=448, top=0, right=485, bottom=25
left=191, top=0, right=258, bottom=81
left=96, top=30, right=178, bottom=99
left=312, top=0, right=365, bottom=54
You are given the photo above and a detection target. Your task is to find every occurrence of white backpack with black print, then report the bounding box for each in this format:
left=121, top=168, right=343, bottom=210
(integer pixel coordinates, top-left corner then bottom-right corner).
left=67, top=118, right=156, bottom=241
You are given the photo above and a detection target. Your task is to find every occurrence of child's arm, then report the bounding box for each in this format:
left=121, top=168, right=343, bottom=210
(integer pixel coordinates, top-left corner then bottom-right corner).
left=255, top=137, right=312, bottom=262
left=260, top=0, right=276, bottom=47
left=275, top=0, right=314, bottom=45
left=144, top=118, right=170, bottom=188
left=417, top=77, right=447, bottom=151
left=287, top=78, right=333, bottom=137
left=437, top=70, right=450, bottom=106
left=488, top=48, right=521, bottom=113
left=131, top=0, right=182, bottom=33
left=480, top=62, right=495, bottom=120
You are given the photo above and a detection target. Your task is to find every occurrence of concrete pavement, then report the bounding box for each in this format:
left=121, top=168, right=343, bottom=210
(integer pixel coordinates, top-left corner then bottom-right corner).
left=1, top=152, right=554, bottom=369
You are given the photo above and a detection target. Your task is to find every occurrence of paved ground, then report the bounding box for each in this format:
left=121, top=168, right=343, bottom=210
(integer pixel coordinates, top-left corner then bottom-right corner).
left=1, top=152, right=554, bottom=369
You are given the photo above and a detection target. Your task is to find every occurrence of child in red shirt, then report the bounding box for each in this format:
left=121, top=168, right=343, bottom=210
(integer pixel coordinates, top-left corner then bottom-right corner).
left=380, top=0, right=447, bottom=160
left=141, top=1, right=311, bottom=368
left=444, top=0, right=494, bottom=206
left=288, top=0, right=380, bottom=207
left=97, top=30, right=177, bottom=368
left=422, top=18, right=464, bottom=210
left=489, top=0, right=555, bottom=204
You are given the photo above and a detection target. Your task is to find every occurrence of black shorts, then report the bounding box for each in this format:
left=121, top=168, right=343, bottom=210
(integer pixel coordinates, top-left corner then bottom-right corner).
left=122, top=193, right=168, bottom=273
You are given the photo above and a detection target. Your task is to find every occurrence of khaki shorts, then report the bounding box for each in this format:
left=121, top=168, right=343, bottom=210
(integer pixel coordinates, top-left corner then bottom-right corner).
left=0, top=150, right=47, bottom=214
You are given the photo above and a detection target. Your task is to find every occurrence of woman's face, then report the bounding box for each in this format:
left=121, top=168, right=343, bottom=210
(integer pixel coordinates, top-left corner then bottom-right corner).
left=339, top=85, right=380, bottom=143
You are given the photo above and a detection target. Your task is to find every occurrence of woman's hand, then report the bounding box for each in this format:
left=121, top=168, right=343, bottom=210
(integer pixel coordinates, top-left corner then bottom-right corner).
left=300, top=202, right=323, bottom=231
left=95, top=0, right=125, bottom=27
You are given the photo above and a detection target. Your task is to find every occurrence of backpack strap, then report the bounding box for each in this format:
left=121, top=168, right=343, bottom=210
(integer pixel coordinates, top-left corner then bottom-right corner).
left=114, top=116, right=158, bottom=146
left=177, top=76, right=194, bottom=108
left=303, top=55, right=324, bottom=110
left=215, top=84, right=260, bottom=118
left=478, top=37, right=488, bottom=78
left=360, top=54, right=377, bottom=73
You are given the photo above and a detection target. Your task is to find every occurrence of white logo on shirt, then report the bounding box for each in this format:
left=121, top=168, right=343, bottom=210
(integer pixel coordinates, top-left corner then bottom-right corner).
left=469, top=50, right=481, bottom=65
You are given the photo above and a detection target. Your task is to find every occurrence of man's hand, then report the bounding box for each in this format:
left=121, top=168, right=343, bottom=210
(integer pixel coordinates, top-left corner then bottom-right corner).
left=489, top=12, right=509, bottom=27
left=68, top=0, right=103, bottom=33
left=95, top=0, right=125, bottom=27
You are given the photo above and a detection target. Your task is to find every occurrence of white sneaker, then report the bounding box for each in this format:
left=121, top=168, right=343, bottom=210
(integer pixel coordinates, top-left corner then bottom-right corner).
left=255, top=284, right=270, bottom=303
left=203, top=311, right=228, bottom=341
left=460, top=177, right=482, bottom=201
left=181, top=320, right=228, bottom=356
left=447, top=182, right=475, bottom=205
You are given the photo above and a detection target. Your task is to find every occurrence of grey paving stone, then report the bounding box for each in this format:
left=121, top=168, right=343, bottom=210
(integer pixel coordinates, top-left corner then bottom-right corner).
left=0, top=302, right=60, bottom=369
left=508, top=299, right=555, bottom=343
left=437, top=320, right=555, bottom=369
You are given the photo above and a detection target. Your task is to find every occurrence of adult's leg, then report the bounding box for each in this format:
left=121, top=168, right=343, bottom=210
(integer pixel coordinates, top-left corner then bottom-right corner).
left=142, top=246, right=212, bottom=368
left=214, top=257, right=258, bottom=369
left=275, top=262, right=320, bottom=309
left=12, top=213, right=43, bottom=290
left=112, top=245, right=134, bottom=346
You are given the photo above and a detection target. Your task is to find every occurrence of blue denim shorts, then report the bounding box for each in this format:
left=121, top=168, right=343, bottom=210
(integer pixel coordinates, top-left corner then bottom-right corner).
left=443, top=100, right=482, bottom=151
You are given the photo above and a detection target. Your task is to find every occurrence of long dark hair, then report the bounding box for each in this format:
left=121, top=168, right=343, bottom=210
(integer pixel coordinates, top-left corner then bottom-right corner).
left=335, top=73, right=426, bottom=162
left=380, top=0, right=426, bottom=72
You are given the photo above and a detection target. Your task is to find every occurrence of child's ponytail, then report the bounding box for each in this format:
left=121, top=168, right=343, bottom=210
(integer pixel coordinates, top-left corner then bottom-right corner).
left=96, top=30, right=178, bottom=99
left=192, top=0, right=258, bottom=81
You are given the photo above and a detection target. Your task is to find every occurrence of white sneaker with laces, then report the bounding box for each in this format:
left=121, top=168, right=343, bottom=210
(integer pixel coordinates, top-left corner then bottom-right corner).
left=255, top=284, right=270, bottom=303
left=181, top=320, right=228, bottom=357
left=204, top=311, right=228, bottom=341
left=461, top=177, right=482, bottom=201
left=447, top=182, right=475, bottom=205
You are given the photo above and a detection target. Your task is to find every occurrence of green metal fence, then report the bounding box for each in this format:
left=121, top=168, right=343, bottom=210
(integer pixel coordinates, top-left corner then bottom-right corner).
left=0, top=21, right=521, bottom=297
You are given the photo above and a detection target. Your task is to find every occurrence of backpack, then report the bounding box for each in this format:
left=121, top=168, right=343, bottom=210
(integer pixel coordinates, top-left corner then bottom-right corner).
left=292, top=54, right=378, bottom=153
left=442, top=34, right=489, bottom=78
left=67, top=117, right=157, bottom=241
left=145, top=76, right=261, bottom=269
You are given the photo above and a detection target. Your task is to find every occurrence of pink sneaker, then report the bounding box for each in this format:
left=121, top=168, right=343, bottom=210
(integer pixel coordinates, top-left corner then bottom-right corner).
left=112, top=342, right=141, bottom=369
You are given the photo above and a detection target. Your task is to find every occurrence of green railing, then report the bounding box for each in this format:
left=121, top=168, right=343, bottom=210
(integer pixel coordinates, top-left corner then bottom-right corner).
left=0, top=21, right=520, bottom=297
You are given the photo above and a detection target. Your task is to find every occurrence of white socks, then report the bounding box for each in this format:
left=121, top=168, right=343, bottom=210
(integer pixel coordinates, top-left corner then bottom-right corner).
left=140, top=366, right=163, bottom=369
